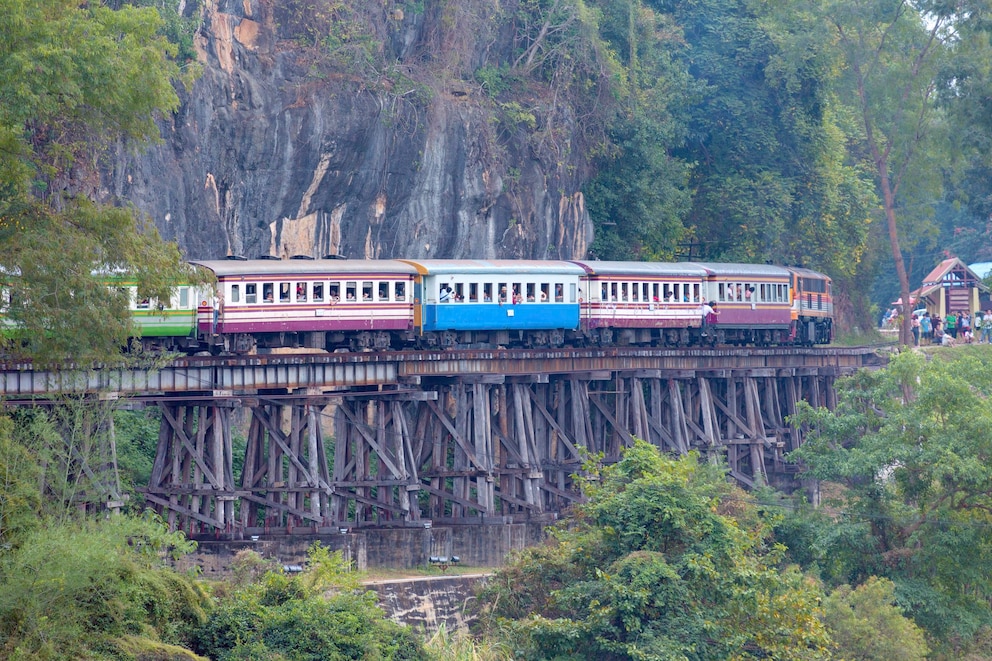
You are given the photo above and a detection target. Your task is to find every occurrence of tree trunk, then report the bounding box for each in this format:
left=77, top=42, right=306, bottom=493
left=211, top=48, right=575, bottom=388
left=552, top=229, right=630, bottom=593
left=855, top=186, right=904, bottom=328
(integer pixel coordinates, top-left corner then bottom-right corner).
left=878, top=164, right=912, bottom=346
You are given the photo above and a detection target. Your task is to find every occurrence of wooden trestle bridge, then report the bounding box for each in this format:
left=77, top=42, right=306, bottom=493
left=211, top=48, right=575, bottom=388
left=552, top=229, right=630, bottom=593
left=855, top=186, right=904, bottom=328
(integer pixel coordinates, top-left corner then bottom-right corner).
left=0, top=346, right=883, bottom=538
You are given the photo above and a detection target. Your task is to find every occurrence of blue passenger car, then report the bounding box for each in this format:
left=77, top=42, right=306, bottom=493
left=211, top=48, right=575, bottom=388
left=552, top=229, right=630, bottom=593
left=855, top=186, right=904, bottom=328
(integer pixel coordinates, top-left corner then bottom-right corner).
left=399, top=260, right=584, bottom=347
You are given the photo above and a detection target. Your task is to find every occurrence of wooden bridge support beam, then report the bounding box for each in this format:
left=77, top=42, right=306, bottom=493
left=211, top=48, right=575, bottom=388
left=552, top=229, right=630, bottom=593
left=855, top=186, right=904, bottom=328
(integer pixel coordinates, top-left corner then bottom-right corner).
left=145, top=402, right=236, bottom=535
left=142, top=369, right=838, bottom=534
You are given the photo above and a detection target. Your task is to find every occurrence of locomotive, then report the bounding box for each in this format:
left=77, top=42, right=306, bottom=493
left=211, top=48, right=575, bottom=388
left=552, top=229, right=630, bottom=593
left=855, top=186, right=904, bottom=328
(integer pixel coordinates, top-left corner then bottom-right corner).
left=122, top=257, right=832, bottom=354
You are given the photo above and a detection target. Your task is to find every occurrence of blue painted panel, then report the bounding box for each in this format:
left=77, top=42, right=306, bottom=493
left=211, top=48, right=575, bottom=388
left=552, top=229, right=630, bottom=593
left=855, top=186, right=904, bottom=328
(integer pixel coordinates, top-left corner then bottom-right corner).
left=421, top=302, right=579, bottom=332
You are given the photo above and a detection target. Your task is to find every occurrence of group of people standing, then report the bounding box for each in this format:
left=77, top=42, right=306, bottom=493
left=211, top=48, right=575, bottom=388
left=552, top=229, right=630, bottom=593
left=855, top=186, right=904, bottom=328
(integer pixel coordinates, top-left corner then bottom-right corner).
left=911, top=309, right=992, bottom=346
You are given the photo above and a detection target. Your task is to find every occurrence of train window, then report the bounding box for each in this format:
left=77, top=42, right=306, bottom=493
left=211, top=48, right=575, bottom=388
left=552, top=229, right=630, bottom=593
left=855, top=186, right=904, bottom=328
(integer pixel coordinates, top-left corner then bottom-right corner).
left=280, top=283, right=291, bottom=302
left=570, top=283, right=577, bottom=303
left=246, top=284, right=257, bottom=304
left=230, top=285, right=240, bottom=303
left=329, top=282, right=340, bottom=301
left=610, top=282, right=619, bottom=302
left=262, top=283, right=274, bottom=303
left=454, top=283, right=465, bottom=302
left=693, top=284, right=700, bottom=302
left=395, top=282, right=406, bottom=301
left=378, top=282, right=389, bottom=301
left=631, top=283, right=639, bottom=302
left=362, top=282, right=373, bottom=301
left=600, top=284, right=608, bottom=301
left=512, top=283, right=522, bottom=303
left=617, top=283, right=625, bottom=302
left=718, top=283, right=726, bottom=301
left=540, top=283, right=550, bottom=302
left=313, top=283, right=324, bottom=302
left=345, top=282, right=356, bottom=301
left=296, top=282, right=308, bottom=301
left=468, top=283, right=478, bottom=302
left=526, top=283, right=536, bottom=302
left=498, top=283, right=508, bottom=302
left=484, top=283, right=493, bottom=302
left=179, top=287, right=189, bottom=308
left=553, top=283, right=563, bottom=302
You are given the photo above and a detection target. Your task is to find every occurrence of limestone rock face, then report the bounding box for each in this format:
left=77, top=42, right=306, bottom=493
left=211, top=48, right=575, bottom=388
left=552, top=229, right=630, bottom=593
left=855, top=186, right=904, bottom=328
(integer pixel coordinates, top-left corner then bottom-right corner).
left=105, top=0, right=594, bottom=261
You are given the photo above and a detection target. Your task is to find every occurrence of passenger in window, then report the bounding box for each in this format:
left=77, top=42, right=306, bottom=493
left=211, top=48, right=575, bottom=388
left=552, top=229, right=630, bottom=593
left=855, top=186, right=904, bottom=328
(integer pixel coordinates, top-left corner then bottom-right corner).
left=297, top=284, right=306, bottom=301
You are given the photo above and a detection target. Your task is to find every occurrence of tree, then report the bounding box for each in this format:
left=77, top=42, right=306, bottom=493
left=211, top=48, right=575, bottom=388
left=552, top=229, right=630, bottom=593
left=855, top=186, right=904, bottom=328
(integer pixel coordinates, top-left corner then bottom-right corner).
left=0, top=0, right=194, bottom=364
left=789, top=0, right=989, bottom=344
left=477, top=441, right=832, bottom=660
left=791, top=348, right=992, bottom=650
left=822, top=577, right=929, bottom=661
left=585, top=0, right=694, bottom=260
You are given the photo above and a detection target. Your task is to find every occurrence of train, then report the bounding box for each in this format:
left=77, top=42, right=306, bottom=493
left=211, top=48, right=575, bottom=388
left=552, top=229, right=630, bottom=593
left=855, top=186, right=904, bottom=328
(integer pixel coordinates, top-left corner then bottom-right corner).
left=121, top=257, right=833, bottom=354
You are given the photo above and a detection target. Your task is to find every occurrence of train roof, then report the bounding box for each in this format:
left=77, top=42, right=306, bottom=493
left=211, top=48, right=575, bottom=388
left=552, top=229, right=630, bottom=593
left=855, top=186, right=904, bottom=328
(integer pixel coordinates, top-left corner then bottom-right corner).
left=690, top=262, right=791, bottom=278
left=785, top=266, right=831, bottom=280
left=190, top=259, right=419, bottom=278
left=398, top=259, right=586, bottom=276
left=569, top=261, right=710, bottom=277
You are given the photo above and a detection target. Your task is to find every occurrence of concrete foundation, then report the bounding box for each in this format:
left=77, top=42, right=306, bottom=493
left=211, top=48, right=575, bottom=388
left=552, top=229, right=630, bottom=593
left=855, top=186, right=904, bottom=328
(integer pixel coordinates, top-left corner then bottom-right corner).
left=176, top=523, right=548, bottom=577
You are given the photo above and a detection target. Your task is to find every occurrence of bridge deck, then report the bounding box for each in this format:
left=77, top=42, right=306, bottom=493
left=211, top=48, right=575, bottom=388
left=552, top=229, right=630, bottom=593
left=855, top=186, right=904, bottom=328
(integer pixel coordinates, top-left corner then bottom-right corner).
left=0, top=346, right=882, bottom=399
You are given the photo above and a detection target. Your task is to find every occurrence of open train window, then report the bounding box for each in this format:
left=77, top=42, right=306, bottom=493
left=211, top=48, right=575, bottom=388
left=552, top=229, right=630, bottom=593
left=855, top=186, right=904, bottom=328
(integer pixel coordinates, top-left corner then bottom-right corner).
left=527, top=283, right=536, bottom=302
left=499, top=283, right=508, bottom=302
left=540, top=283, right=549, bottom=302
left=555, top=283, right=564, bottom=302
left=484, top=283, right=493, bottom=302
left=395, top=282, right=406, bottom=301
left=345, top=282, right=356, bottom=301
left=230, top=285, right=241, bottom=303
left=378, top=282, right=389, bottom=301
left=246, top=284, right=257, bottom=304
left=262, top=283, right=274, bottom=303
left=362, top=282, right=373, bottom=301
left=296, top=282, right=308, bottom=301
left=454, top=283, right=464, bottom=302
left=313, top=283, right=324, bottom=302
left=469, top=283, right=478, bottom=302
left=329, top=282, right=340, bottom=301
left=280, top=282, right=291, bottom=302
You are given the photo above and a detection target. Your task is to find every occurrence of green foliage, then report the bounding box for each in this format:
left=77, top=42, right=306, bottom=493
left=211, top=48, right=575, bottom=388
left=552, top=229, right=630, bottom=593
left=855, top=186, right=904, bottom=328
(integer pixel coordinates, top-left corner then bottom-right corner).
left=0, top=415, right=42, bottom=549
left=193, top=543, right=427, bottom=661
left=822, top=577, right=929, bottom=660
left=477, top=441, right=831, bottom=660
left=474, top=65, right=514, bottom=98
left=0, top=0, right=194, bottom=365
left=0, top=515, right=205, bottom=659
left=791, top=348, right=992, bottom=649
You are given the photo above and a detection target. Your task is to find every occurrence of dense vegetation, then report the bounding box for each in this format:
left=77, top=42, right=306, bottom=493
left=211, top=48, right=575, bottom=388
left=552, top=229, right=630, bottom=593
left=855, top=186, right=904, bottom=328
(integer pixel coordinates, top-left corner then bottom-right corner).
left=6, top=350, right=992, bottom=656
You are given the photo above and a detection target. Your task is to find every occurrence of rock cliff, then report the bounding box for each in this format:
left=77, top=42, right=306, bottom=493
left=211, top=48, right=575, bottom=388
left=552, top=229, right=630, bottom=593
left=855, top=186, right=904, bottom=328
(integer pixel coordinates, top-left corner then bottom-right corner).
left=104, top=0, right=595, bottom=261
